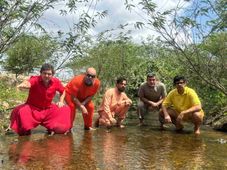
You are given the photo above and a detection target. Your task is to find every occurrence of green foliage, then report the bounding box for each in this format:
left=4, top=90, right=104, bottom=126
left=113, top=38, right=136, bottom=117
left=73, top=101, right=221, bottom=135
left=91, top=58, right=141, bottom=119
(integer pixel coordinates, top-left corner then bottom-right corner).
left=67, top=39, right=153, bottom=101
left=3, top=34, right=58, bottom=77
left=0, top=0, right=60, bottom=54
left=0, top=77, right=27, bottom=133
left=67, top=35, right=226, bottom=114
left=0, top=80, right=27, bottom=112
left=129, top=0, right=227, bottom=99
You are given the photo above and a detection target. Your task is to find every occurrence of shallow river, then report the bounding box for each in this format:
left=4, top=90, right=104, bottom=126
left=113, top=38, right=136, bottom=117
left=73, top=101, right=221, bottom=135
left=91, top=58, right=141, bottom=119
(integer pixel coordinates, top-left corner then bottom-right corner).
left=0, top=115, right=226, bottom=170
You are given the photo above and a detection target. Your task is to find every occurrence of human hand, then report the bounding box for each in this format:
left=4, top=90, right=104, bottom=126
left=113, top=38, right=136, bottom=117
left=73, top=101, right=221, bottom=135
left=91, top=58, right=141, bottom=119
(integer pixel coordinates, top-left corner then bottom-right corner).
left=164, top=115, right=172, bottom=123
left=148, top=101, right=158, bottom=108
left=17, top=81, right=31, bottom=90
left=110, top=117, right=117, bottom=125
left=56, top=101, right=64, bottom=108
left=125, top=99, right=132, bottom=106
left=80, top=105, right=88, bottom=115
left=81, top=101, right=86, bottom=106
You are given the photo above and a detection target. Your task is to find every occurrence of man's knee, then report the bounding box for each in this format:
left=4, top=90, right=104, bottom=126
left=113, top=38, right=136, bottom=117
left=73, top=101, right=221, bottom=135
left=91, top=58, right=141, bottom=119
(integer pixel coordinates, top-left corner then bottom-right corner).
left=137, top=101, right=147, bottom=114
left=137, top=101, right=145, bottom=110
left=192, top=111, right=203, bottom=123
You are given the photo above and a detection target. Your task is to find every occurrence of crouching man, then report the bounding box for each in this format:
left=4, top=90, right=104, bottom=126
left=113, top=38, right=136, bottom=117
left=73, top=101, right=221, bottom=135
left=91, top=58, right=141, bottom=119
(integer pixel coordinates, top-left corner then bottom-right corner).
left=160, top=75, right=204, bottom=134
left=9, top=63, right=71, bottom=135
left=96, top=77, right=132, bottom=128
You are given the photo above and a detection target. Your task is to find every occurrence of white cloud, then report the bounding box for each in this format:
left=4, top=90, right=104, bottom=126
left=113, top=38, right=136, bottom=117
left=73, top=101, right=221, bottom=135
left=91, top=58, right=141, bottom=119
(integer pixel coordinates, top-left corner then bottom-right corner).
left=38, top=0, right=191, bottom=43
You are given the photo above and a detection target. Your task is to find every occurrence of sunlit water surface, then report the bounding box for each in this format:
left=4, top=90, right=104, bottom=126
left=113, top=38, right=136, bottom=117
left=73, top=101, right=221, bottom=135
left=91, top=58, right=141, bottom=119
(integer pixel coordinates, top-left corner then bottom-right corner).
left=0, top=114, right=226, bottom=170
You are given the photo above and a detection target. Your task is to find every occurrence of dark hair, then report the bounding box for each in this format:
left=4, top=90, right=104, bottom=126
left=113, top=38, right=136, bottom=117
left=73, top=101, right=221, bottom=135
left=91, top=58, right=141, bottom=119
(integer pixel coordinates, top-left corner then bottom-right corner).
left=40, top=63, right=55, bottom=74
left=173, top=75, right=186, bottom=85
left=147, top=72, right=156, bottom=78
left=116, top=77, right=127, bottom=84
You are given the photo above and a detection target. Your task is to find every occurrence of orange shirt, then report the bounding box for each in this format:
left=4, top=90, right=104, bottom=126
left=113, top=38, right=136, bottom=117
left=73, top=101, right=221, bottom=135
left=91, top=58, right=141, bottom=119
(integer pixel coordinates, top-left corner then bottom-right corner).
left=98, top=87, right=130, bottom=115
left=65, top=74, right=100, bottom=101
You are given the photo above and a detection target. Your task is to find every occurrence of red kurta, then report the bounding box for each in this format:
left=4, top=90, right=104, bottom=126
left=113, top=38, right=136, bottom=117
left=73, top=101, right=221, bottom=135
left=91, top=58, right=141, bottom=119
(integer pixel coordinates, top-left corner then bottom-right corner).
left=10, top=76, right=71, bottom=135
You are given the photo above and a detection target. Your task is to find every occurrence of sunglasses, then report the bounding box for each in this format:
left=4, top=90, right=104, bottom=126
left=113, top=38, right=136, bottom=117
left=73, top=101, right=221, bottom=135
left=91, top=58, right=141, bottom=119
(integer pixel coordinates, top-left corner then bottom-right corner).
left=86, top=74, right=96, bottom=78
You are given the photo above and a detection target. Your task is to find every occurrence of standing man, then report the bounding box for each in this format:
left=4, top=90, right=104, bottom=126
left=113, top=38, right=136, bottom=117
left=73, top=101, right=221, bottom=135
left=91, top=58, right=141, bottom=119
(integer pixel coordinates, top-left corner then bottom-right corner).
left=65, top=67, right=100, bottom=130
left=137, top=73, right=167, bottom=126
left=160, top=75, right=204, bottom=134
left=96, top=77, right=132, bottom=128
left=10, top=63, right=71, bottom=136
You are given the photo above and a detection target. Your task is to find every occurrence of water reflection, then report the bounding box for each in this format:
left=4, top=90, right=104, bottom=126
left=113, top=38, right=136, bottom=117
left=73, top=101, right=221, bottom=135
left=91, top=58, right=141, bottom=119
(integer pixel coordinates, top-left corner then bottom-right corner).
left=98, top=130, right=128, bottom=169
left=117, top=129, right=207, bottom=169
left=8, top=134, right=73, bottom=169
left=2, top=121, right=227, bottom=169
left=71, top=131, right=97, bottom=169
left=155, top=134, right=206, bottom=169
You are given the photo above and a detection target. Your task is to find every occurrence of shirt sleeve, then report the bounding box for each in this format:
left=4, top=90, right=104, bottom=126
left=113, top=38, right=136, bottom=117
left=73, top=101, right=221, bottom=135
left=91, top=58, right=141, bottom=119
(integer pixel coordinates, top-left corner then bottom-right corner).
left=162, top=91, right=173, bottom=107
left=29, top=76, right=36, bottom=86
left=56, top=79, right=65, bottom=94
left=103, top=89, right=113, bottom=117
left=122, top=93, right=130, bottom=101
left=160, top=83, right=167, bottom=98
left=189, top=89, right=201, bottom=106
left=138, top=85, right=144, bottom=98
left=66, top=77, right=79, bottom=97
left=93, top=79, right=101, bottom=95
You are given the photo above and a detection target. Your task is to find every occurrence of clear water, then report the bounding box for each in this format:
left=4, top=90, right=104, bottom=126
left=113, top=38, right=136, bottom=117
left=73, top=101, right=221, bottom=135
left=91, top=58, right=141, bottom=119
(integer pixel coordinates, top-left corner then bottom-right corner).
left=0, top=115, right=226, bottom=170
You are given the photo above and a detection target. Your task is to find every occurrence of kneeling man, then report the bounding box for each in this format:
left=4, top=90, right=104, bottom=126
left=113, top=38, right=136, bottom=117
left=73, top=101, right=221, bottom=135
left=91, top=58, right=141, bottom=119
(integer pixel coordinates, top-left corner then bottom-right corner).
left=9, top=63, right=71, bottom=135
left=97, top=77, right=132, bottom=128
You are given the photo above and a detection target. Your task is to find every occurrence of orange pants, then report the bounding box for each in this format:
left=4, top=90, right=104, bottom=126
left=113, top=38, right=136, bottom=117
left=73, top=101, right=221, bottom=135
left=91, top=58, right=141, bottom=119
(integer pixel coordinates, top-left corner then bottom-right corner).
left=98, top=102, right=130, bottom=127
left=65, top=93, right=94, bottom=129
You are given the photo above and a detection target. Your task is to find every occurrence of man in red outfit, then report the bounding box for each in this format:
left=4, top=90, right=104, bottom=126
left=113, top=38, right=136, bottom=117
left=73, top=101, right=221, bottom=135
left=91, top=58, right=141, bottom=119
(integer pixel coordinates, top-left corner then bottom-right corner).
left=9, top=63, right=71, bottom=136
left=65, top=67, right=100, bottom=130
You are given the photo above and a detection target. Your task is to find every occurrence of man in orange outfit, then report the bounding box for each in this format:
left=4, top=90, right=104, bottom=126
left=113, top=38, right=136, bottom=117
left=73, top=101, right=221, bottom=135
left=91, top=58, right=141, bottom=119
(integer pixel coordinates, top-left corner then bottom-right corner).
left=65, top=67, right=100, bottom=130
left=96, top=77, right=132, bottom=128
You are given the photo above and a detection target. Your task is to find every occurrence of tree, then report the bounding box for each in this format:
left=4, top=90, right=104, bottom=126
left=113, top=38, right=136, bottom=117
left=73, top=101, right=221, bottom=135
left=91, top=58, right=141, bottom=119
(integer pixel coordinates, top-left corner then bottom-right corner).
left=0, top=0, right=107, bottom=67
left=0, top=0, right=61, bottom=55
left=126, top=0, right=227, bottom=96
left=67, top=36, right=153, bottom=99
left=120, top=0, right=227, bottom=113
left=3, top=34, right=58, bottom=78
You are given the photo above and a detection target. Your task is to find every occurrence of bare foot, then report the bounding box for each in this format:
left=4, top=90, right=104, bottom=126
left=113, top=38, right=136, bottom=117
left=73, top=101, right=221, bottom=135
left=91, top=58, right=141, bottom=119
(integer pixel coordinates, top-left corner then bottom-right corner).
left=64, top=130, right=70, bottom=135
left=84, top=127, right=96, bottom=131
left=117, top=124, right=125, bottom=128
left=5, top=127, right=14, bottom=135
left=49, top=131, right=55, bottom=136
left=194, top=127, right=200, bottom=135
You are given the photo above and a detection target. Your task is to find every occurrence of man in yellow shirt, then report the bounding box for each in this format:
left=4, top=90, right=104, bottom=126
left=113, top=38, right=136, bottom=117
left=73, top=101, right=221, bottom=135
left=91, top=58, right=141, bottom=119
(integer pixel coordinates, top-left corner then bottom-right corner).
left=160, top=76, right=204, bottom=134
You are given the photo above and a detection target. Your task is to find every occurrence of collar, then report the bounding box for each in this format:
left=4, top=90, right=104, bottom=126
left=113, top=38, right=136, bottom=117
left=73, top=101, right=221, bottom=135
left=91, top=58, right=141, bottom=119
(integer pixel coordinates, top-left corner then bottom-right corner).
left=146, top=82, right=158, bottom=91
left=176, top=86, right=188, bottom=95
left=38, top=75, right=53, bottom=85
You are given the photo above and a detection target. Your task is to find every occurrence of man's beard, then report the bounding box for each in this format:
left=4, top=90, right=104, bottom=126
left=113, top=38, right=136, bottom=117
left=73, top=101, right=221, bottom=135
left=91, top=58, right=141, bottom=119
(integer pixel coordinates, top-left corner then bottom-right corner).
left=84, top=78, right=93, bottom=86
left=118, top=87, right=125, bottom=92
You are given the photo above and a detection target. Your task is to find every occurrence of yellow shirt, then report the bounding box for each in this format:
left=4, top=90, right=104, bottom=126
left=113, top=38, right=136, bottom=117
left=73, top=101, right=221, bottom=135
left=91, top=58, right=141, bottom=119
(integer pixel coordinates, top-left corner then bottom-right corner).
left=163, top=87, right=202, bottom=113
